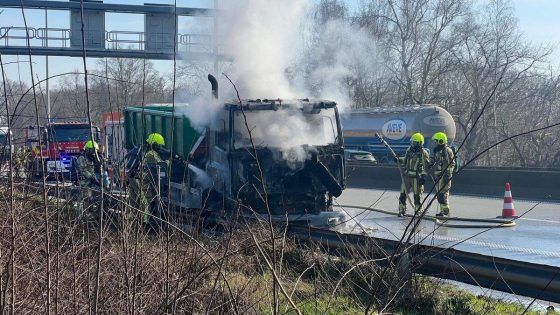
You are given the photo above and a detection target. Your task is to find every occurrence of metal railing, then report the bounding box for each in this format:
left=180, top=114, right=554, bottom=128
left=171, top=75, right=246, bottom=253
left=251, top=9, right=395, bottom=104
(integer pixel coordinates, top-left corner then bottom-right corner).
left=106, top=31, right=145, bottom=50
left=178, top=33, right=212, bottom=53
left=1, top=27, right=35, bottom=44
left=290, top=225, right=560, bottom=303
left=36, top=27, right=71, bottom=48
left=0, top=26, right=213, bottom=52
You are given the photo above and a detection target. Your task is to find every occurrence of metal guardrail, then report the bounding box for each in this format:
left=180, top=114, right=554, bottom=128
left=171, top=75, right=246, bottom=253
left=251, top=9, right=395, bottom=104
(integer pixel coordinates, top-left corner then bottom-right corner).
left=345, top=163, right=560, bottom=201
left=290, top=225, right=560, bottom=303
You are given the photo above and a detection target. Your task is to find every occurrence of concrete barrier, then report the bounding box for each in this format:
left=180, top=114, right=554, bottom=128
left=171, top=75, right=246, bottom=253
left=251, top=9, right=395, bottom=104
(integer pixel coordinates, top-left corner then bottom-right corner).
left=345, top=163, right=560, bottom=201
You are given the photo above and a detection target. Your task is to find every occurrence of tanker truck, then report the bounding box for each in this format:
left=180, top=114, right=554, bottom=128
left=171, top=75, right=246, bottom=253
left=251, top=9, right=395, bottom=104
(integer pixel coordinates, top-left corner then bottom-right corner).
left=341, top=105, right=456, bottom=163
left=123, top=76, right=345, bottom=217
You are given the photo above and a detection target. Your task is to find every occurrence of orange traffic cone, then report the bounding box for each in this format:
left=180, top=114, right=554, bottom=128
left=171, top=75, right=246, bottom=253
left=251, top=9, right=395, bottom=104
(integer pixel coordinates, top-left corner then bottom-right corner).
left=499, top=183, right=517, bottom=218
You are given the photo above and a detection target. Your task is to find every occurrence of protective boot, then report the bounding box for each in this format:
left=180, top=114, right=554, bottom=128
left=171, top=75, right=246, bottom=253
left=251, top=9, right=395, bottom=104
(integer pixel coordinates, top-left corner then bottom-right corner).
left=436, top=204, right=450, bottom=217
left=398, top=193, right=407, bottom=217
left=398, top=204, right=406, bottom=217
left=413, top=194, right=422, bottom=215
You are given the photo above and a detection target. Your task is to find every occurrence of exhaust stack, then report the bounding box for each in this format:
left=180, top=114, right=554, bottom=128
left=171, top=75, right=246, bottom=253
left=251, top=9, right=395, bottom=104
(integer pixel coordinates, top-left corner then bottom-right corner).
left=208, top=74, right=219, bottom=99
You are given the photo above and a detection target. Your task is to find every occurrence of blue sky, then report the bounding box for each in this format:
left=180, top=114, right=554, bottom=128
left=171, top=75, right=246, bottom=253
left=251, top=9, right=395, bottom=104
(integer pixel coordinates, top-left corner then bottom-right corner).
left=511, top=0, right=560, bottom=51
left=1, top=0, right=560, bottom=86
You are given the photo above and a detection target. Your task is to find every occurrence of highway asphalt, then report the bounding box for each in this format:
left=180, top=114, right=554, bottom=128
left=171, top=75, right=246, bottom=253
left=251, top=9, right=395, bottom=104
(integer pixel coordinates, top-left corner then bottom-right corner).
left=334, top=188, right=560, bottom=267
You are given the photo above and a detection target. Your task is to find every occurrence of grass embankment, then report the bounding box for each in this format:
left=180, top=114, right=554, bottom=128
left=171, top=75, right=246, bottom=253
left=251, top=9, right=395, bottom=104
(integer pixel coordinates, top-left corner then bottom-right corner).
left=0, top=186, right=557, bottom=314
left=244, top=248, right=558, bottom=315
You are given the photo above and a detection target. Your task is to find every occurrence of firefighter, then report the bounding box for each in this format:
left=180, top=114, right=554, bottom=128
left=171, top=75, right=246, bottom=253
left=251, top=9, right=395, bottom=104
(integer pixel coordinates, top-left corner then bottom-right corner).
left=75, top=140, right=103, bottom=217
left=13, top=146, right=28, bottom=177
left=431, top=132, right=455, bottom=217
left=128, top=133, right=168, bottom=232
left=396, top=133, right=431, bottom=216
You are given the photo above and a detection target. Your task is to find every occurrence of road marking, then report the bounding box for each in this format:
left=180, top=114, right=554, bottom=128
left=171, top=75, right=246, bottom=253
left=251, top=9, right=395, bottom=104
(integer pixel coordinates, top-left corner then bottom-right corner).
left=364, top=228, right=560, bottom=258
left=412, top=232, right=560, bottom=258
left=518, top=217, right=560, bottom=224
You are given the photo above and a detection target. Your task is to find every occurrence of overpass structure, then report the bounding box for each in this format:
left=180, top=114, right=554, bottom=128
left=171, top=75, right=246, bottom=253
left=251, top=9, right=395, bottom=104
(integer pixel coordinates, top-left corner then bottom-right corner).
left=0, top=0, right=221, bottom=60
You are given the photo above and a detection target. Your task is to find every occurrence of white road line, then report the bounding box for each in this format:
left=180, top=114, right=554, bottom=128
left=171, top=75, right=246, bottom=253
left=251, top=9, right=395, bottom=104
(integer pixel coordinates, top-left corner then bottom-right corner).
left=518, top=217, right=560, bottom=224
left=411, top=232, right=560, bottom=258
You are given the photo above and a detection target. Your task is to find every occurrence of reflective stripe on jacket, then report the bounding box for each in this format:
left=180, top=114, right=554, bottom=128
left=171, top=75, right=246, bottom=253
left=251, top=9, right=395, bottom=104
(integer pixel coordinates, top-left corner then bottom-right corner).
left=433, top=146, right=454, bottom=176
left=400, top=147, right=430, bottom=177
left=76, top=156, right=96, bottom=181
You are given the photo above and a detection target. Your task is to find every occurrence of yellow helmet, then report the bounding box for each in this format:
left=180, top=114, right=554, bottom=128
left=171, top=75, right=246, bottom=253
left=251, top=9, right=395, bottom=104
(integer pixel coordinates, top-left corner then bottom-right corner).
left=84, top=140, right=99, bottom=151
left=432, top=132, right=448, bottom=145
left=146, top=133, right=165, bottom=146
left=410, top=133, right=424, bottom=145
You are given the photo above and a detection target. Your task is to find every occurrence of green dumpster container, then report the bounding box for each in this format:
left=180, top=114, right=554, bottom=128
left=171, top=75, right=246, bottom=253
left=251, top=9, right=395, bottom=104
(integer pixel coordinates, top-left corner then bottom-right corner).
left=123, top=104, right=201, bottom=159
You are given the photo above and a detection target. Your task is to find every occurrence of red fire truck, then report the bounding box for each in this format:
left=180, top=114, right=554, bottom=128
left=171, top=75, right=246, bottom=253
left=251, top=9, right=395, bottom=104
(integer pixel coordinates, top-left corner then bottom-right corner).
left=26, top=122, right=101, bottom=180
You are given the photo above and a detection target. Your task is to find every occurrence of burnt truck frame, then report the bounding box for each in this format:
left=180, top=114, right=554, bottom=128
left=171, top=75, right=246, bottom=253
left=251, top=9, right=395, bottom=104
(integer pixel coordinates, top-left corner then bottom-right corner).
left=203, top=99, right=345, bottom=215
left=126, top=76, right=346, bottom=217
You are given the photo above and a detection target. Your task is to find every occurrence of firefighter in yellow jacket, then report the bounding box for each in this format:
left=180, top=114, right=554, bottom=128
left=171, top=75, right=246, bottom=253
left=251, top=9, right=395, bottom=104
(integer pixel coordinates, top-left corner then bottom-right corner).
left=75, top=140, right=102, bottom=217
left=396, top=133, right=431, bottom=216
left=431, top=132, right=455, bottom=217
left=128, top=133, right=167, bottom=230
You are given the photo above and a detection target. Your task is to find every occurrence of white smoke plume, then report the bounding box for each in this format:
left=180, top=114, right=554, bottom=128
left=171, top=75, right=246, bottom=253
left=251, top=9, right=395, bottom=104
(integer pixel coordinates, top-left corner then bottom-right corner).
left=177, top=0, right=380, bottom=163
left=209, top=0, right=380, bottom=109
left=300, top=20, right=381, bottom=110
left=217, top=0, right=310, bottom=99
left=233, top=108, right=337, bottom=148
left=176, top=95, right=222, bottom=132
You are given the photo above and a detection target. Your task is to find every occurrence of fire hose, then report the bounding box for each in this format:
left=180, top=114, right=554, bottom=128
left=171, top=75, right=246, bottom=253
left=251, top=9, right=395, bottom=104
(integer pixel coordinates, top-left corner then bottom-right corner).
left=334, top=204, right=516, bottom=228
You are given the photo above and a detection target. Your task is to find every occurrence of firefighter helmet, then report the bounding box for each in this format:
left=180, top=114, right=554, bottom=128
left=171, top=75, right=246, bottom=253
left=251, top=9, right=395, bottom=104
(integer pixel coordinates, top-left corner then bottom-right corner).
left=410, top=133, right=424, bottom=145
left=432, top=132, right=448, bottom=145
left=84, top=140, right=99, bottom=151
left=146, top=133, right=165, bottom=146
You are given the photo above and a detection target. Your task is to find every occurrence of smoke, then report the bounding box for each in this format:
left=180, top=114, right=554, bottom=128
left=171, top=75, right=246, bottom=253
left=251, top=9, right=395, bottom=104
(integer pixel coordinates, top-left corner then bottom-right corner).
left=218, top=0, right=310, bottom=99
left=299, top=20, right=381, bottom=110
left=177, top=0, right=380, bottom=163
left=206, top=0, right=380, bottom=108
left=233, top=107, right=337, bottom=169
left=188, top=164, right=212, bottom=189
left=234, top=108, right=336, bottom=145
left=179, top=0, right=381, bottom=108
left=175, top=96, right=222, bottom=132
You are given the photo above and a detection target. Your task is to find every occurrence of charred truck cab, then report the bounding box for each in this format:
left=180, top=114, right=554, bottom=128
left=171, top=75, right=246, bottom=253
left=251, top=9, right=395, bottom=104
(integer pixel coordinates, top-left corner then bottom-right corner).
left=123, top=75, right=345, bottom=219
left=215, top=99, right=345, bottom=215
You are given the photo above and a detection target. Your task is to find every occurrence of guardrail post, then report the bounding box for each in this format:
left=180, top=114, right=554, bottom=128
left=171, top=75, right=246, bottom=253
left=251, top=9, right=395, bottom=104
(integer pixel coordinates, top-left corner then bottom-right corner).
left=397, top=249, right=413, bottom=297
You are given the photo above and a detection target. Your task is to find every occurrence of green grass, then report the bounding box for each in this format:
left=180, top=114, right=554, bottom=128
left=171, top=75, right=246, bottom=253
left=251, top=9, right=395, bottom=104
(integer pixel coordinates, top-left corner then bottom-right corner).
left=397, top=282, right=558, bottom=315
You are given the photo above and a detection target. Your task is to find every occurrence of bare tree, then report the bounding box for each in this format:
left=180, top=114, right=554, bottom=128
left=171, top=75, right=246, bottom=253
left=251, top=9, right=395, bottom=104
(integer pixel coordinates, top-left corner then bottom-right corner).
left=444, top=0, right=550, bottom=165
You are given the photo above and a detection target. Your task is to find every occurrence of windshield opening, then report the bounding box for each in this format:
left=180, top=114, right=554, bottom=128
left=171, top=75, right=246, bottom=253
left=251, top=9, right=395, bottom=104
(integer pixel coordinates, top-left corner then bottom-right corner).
left=49, top=125, right=91, bottom=142
left=233, top=108, right=339, bottom=149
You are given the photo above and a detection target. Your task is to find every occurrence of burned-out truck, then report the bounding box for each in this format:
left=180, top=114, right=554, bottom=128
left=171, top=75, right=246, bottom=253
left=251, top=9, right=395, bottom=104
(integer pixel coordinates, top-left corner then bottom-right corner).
left=123, top=76, right=345, bottom=217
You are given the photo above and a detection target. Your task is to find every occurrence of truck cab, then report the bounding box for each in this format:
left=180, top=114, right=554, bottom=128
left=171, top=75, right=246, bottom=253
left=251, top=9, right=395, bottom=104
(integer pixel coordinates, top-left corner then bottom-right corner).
left=124, top=99, right=346, bottom=216
left=27, top=122, right=101, bottom=180
left=209, top=99, right=345, bottom=214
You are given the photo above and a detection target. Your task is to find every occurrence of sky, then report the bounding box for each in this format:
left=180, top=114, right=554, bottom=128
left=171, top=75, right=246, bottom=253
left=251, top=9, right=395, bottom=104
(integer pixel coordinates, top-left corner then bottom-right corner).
left=1, top=0, right=560, bottom=86
left=511, top=0, right=560, bottom=52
